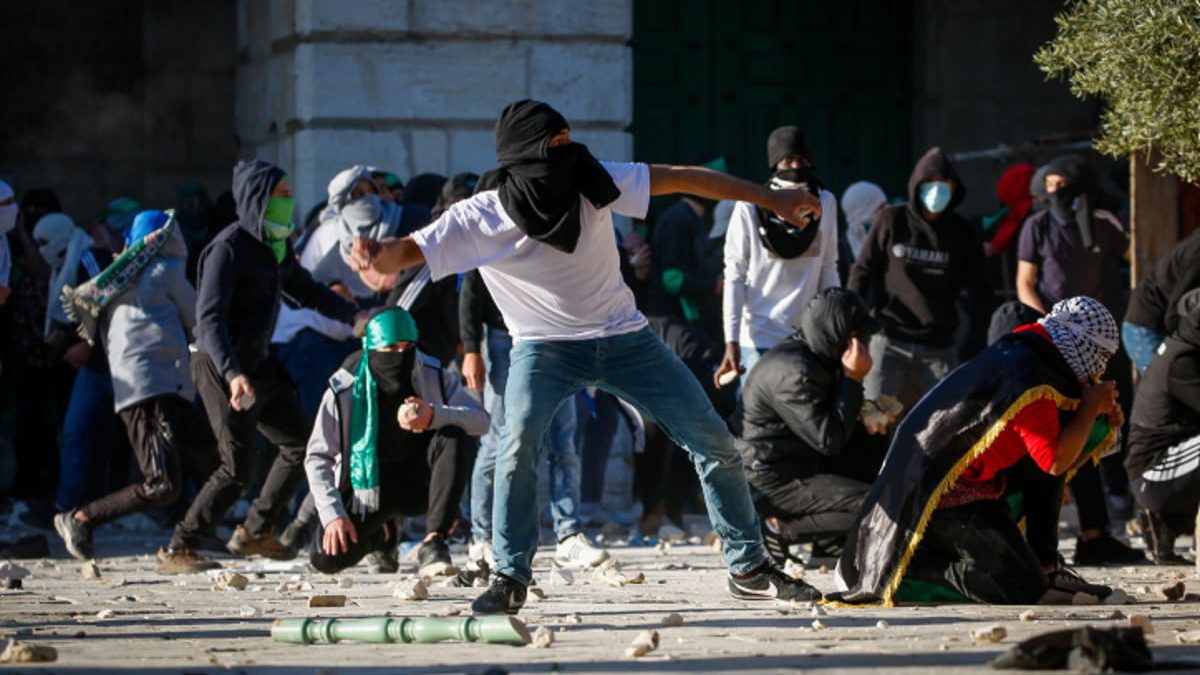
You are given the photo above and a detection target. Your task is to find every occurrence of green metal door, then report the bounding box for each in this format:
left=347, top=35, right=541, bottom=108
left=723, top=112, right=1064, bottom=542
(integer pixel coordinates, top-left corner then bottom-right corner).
left=633, top=0, right=912, bottom=201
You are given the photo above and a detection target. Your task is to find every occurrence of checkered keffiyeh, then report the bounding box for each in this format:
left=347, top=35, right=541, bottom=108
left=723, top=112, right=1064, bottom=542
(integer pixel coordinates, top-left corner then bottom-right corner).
left=1038, top=296, right=1119, bottom=383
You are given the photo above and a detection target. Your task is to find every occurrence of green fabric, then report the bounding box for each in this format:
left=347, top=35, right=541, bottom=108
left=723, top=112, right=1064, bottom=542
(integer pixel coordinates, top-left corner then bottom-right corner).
left=348, top=309, right=420, bottom=515
left=980, top=204, right=1010, bottom=233
left=1081, top=415, right=1111, bottom=458
left=894, top=578, right=972, bottom=603
left=262, top=196, right=295, bottom=264
left=660, top=268, right=701, bottom=321
left=700, top=156, right=728, bottom=173
left=103, top=197, right=141, bottom=223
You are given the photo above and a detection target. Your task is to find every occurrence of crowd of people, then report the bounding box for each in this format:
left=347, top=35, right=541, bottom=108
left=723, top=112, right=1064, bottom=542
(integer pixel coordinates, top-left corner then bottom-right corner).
left=0, top=98, right=1197, bottom=615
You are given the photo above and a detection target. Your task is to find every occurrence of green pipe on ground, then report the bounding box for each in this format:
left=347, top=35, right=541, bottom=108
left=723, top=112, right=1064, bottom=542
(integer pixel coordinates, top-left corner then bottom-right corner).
left=271, top=615, right=531, bottom=645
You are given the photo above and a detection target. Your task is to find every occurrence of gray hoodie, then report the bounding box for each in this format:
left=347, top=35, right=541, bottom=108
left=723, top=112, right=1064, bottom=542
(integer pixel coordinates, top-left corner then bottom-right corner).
left=100, top=227, right=197, bottom=412
left=305, top=350, right=489, bottom=526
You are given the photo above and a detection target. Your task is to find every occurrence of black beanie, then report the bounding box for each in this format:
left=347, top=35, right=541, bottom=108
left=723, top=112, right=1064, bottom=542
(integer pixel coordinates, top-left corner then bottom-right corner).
left=767, top=126, right=811, bottom=170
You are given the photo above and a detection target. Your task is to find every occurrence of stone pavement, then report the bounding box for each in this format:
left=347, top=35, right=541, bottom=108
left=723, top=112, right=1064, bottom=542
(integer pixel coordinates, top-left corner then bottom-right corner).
left=4, top=521, right=1200, bottom=674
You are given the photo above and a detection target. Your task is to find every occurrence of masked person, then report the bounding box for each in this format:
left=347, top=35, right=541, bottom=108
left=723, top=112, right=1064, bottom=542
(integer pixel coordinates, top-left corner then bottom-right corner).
left=848, top=147, right=991, bottom=411
left=832, top=297, right=1125, bottom=606
left=53, top=211, right=217, bottom=560
left=1122, top=230, right=1200, bottom=375
left=716, top=127, right=841, bottom=387
left=352, top=99, right=827, bottom=614
left=732, top=288, right=879, bottom=565
left=160, top=160, right=363, bottom=574
left=838, top=181, right=887, bottom=281
left=1127, top=290, right=1200, bottom=565
left=305, top=308, right=486, bottom=575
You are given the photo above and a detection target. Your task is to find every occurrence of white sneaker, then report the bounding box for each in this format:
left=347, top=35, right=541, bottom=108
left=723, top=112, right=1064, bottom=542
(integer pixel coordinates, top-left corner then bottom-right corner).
left=468, top=538, right=496, bottom=569
left=554, top=532, right=610, bottom=568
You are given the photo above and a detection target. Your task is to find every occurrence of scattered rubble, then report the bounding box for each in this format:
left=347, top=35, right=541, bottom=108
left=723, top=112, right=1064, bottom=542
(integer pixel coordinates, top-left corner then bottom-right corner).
left=95, top=609, right=115, bottom=620
left=1019, top=610, right=1038, bottom=622
left=625, top=630, right=660, bottom=658
left=80, top=561, right=102, bottom=580
left=809, top=605, right=827, bottom=617
left=531, top=625, right=555, bottom=649
left=392, top=578, right=429, bottom=601
left=215, top=571, right=249, bottom=591
left=239, top=605, right=262, bottom=617
left=307, top=595, right=347, bottom=608
left=337, top=578, right=354, bottom=589
left=811, top=619, right=827, bottom=631
left=0, top=639, right=57, bottom=663
left=547, top=568, right=575, bottom=587
left=1176, top=631, right=1200, bottom=645
left=564, top=614, right=582, bottom=624
left=662, top=613, right=684, bottom=627
left=875, top=620, right=889, bottom=629
left=969, top=625, right=1007, bottom=643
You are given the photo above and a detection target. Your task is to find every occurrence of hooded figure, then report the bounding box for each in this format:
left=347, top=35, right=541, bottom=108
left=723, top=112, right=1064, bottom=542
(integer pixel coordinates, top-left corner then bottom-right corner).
left=982, top=164, right=1034, bottom=255
left=839, top=181, right=887, bottom=262
left=1042, top=155, right=1102, bottom=250
left=831, top=297, right=1120, bottom=606
left=494, top=99, right=620, bottom=254
left=33, top=212, right=95, bottom=337
left=322, top=164, right=396, bottom=264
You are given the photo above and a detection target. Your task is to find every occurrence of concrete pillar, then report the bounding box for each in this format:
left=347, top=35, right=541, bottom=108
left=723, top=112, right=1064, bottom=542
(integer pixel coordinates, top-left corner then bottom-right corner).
left=236, top=0, right=633, bottom=215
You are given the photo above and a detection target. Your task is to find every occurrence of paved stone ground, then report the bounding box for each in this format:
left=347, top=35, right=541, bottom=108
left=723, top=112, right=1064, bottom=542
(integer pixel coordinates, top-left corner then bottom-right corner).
left=4, top=519, right=1200, bottom=674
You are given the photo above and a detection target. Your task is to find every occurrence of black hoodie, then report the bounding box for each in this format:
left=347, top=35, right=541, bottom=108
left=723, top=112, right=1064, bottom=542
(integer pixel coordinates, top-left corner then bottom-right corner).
left=195, top=160, right=357, bottom=382
left=1125, top=230, right=1200, bottom=334
left=733, top=288, right=872, bottom=480
left=1127, top=290, right=1200, bottom=477
left=848, top=147, right=990, bottom=345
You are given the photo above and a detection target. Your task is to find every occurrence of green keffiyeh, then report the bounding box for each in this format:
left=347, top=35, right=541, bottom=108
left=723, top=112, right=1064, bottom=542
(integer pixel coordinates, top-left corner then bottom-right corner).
left=348, top=308, right=420, bottom=516
left=61, top=215, right=178, bottom=345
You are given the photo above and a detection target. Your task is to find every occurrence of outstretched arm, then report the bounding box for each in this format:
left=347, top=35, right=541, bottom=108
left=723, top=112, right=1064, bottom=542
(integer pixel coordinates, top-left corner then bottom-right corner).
left=648, top=165, right=821, bottom=226
left=350, top=235, right=426, bottom=276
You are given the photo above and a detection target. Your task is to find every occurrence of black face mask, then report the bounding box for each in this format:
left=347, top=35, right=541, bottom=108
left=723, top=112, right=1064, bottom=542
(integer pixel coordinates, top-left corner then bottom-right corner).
left=754, top=168, right=822, bottom=259
left=367, top=349, right=416, bottom=397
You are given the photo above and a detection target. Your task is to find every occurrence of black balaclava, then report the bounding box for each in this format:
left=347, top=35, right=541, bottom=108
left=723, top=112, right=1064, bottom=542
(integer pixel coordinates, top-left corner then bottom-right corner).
left=494, top=99, right=621, bottom=253
left=767, top=126, right=812, bottom=171
left=1043, top=155, right=1100, bottom=250
left=405, top=173, right=447, bottom=211
left=367, top=349, right=416, bottom=399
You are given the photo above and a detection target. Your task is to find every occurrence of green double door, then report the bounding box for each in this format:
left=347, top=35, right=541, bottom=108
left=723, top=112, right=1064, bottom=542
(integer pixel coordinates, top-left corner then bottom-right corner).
left=633, top=0, right=913, bottom=203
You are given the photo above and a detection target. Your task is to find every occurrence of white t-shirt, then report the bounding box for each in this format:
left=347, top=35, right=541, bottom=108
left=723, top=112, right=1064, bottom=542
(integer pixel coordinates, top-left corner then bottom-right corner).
left=413, top=161, right=651, bottom=342
left=722, top=189, right=841, bottom=349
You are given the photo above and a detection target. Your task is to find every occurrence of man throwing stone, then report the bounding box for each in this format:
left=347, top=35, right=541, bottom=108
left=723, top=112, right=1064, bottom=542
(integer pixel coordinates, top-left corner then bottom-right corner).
left=352, top=100, right=824, bottom=614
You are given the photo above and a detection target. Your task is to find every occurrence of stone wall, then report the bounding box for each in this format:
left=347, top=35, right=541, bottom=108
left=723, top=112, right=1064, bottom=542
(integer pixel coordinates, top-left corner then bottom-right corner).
left=237, top=0, right=635, bottom=214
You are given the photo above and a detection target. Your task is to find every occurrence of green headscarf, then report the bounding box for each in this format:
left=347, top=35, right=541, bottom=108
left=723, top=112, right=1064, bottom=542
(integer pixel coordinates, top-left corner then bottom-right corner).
left=347, top=308, right=420, bottom=516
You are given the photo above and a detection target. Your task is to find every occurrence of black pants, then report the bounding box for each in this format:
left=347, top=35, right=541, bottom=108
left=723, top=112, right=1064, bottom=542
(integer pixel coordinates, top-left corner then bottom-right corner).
left=309, top=426, right=475, bottom=574
left=1131, top=433, right=1200, bottom=527
left=906, top=457, right=1062, bottom=604
left=171, top=353, right=310, bottom=549
left=81, top=396, right=217, bottom=525
left=749, top=471, right=870, bottom=543
left=1070, top=461, right=1110, bottom=533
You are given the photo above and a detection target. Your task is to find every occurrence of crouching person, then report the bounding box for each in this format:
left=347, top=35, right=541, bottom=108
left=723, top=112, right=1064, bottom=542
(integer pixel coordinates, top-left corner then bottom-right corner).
left=732, top=288, right=879, bottom=566
left=1128, top=289, right=1200, bottom=565
left=831, top=297, right=1125, bottom=606
left=306, top=308, right=487, bottom=576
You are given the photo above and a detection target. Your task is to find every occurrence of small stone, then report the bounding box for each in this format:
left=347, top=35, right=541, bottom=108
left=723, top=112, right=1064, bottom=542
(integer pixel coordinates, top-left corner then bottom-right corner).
left=337, top=578, right=354, bottom=589
left=1104, top=588, right=1130, bottom=606
left=95, top=609, right=115, bottom=620
left=80, top=561, right=102, bottom=580
left=0, top=640, right=57, bottom=664
left=816, top=565, right=830, bottom=574
left=392, top=578, right=429, bottom=601
left=1072, top=592, right=1099, bottom=605
left=307, top=595, right=347, bottom=608
left=1129, top=614, right=1154, bottom=634
left=810, top=605, right=827, bottom=617
left=216, top=571, right=249, bottom=591
left=249, top=585, right=263, bottom=592
left=298, top=582, right=314, bottom=592
left=969, top=625, right=1007, bottom=643
left=783, top=560, right=806, bottom=580
left=875, top=620, right=889, bottom=629
left=565, top=614, right=582, bottom=624
left=531, top=625, right=555, bottom=649
left=274, top=581, right=290, bottom=593
left=1106, top=610, right=1126, bottom=620
left=655, top=541, right=671, bottom=556
left=811, top=619, right=827, bottom=631
left=1019, top=610, right=1038, bottom=622
left=662, top=612, right=684, bottom=627
left=239, top=605, right=262, bottom=617
left=625, top=629, right=660, bottom=658
left=1176, top=630, right=1200, bottom=644
left=1160, top=581, right=1186, bottom=601
left=547, top=568, right=574, bottom=587
left=527, top=586, right=546, bottom=602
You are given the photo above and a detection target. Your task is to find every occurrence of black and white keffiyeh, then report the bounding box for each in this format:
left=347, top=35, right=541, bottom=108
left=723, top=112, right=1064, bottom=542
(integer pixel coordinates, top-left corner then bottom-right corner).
left=1038, top=296, right=1119, bottom=383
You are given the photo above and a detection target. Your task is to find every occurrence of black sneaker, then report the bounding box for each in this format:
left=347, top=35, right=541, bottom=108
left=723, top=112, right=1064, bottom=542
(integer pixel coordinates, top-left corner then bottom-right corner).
left=1072, top=533, right=1147, bottom=566
left=728, top=563, right=823, bottom=602
left=1046, top=564, right=1112, bottom=601
left=761, top=521, right=792, bottom=566
left=53, top=512, right=94, bottom=561
left=367, top=548, right=400, bottom=574
left=418, top=534, right=457, bottom=577
left=470, top=573, right=527, bottom=615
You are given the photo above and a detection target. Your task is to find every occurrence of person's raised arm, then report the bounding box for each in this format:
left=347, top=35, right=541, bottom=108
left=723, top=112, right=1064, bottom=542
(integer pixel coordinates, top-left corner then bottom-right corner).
left=649, top=165, right=821, bottom=227
left=351, top=235, right=425, bottom=276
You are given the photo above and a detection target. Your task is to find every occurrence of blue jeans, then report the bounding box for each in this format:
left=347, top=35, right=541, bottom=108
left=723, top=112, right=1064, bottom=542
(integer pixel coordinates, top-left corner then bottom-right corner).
left=470, top=327, right=581, bottom=544
left=57, top=365, right=123, bottom=509
left=1122, top=322, right=1165, bottom=376
left=494, top=326, right=766, bottom=584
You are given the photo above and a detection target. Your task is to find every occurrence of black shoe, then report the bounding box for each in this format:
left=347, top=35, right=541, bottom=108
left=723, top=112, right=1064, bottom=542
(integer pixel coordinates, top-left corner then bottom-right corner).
left=1046, top=564, right=1111, bottom=600
left=761, top=521, right=792, bottom=566
left=471, top=573, right=527, bottom=615
left=728, top=563, right=823, bottom=602
left=809, top=536, right=843, bottom=562
left=367, top=548, right=400, bottom=574
left=418, top=534, right=456, bottom=577
left=53, top=512, right=94, bottom=561
left=278, top=519, right=311, bottom=551
left=1138, top=510, right=1192, bottom=566
left=1072, top=533, right=1147, bottom=566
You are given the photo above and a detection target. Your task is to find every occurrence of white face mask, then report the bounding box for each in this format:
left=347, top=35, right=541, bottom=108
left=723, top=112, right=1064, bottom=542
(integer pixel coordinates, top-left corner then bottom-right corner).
left=342, top=194, right=383, bottom=229
left=918, top=181, right=954, bottom=214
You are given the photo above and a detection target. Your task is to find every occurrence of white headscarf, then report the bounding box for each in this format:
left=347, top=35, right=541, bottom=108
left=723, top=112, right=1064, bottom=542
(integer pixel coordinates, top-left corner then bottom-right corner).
left=840, top=181, right=887, bottom=260
left=1038, top=296, right=1119, bottom=383
left=0, top=179, right=17, bottom=236
left=323, top=165, right=399, bottom=264
left=33, top=213, right=93, bottom=336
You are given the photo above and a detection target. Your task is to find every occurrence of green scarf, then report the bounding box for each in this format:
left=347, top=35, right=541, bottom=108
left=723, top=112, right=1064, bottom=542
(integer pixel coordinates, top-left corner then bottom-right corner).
left=262, top=196, right=295, bottom=264
left=347, top=308, right=420, bottom=516
left=61, top=217, right=178, bottom=345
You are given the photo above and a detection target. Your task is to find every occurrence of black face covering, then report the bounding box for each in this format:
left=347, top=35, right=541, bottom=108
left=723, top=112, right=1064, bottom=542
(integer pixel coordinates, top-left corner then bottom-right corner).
left=367, top=349, right=416, bottom=398
left=754, top=168, right=822, bottom=259
left=494, top=100, right=621, bottom=253
left=1043, top=155, right=1098, bottom=250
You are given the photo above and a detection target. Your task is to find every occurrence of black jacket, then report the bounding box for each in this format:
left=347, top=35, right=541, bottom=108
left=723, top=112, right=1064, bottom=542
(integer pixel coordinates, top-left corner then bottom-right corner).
left=848, top=147, right=990, bottom=345
left=1125, top=230, right=1200, bottom=334
left=386, top=270, right=459, bottom=367
left=195, top=160, right=357, bottom=382
left=459, top=270, right=506, bottom=354
left=645, top=199, right=714, bottom=320
left=1127, top=293, right=1200, bottom=477
left=732, top=290, right=866, bottom=480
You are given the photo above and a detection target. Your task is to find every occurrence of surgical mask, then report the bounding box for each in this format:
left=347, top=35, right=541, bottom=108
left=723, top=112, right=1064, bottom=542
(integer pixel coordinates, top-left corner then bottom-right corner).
left=342, top=193, right=383, bottom=229
left=918, top=181, right=953, bottom=214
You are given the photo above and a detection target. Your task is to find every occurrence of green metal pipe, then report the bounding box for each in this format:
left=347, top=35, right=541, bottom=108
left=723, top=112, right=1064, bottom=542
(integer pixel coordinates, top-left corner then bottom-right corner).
left=271, top=615, right=531, bottom=645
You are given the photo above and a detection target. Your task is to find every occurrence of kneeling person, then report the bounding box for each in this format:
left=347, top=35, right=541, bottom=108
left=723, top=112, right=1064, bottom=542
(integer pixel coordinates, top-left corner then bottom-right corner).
left=306, top=308, right=487, bottom=576
left=733, top=288, right=878, bottom=565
